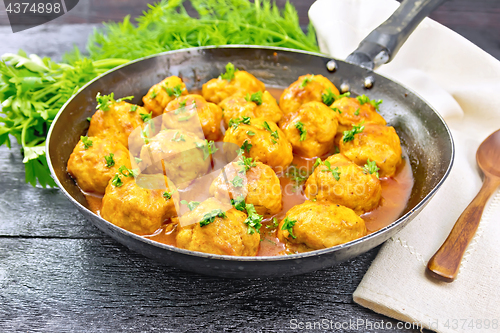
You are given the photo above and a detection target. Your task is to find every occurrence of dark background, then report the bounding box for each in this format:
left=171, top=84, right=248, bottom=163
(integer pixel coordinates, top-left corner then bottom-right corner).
left=0, top=1, right=499, bottom=332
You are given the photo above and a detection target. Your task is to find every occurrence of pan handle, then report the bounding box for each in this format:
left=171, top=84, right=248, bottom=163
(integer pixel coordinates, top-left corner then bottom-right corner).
left=345, top=0, right=448, bottom=70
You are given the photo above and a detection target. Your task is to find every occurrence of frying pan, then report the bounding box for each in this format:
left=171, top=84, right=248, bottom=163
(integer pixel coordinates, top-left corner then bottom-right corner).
left=46, top=0, right=453, bottom=278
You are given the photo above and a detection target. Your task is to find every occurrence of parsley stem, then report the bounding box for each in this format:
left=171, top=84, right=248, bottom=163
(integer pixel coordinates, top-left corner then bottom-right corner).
left=20, top=117, right=32, bottom=148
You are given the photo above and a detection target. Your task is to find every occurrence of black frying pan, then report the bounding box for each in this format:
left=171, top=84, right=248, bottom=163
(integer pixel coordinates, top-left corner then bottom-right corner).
left=46, top=0, right=453, bottom=278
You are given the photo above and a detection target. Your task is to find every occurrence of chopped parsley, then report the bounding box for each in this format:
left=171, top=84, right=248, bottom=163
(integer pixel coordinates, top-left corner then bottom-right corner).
left=134, top=157, right=142, bottom=164
left=245, top=91, right=263, bottom=105
left=240, top=140, right=252, bottom=153
left=313, top=158, right=322, bottom=169
left=236, top=156, right=256, bottom=173
left=299, top=75, right=314, bottom=88
left=118, top=165, right=138, bottom=178
left=141, top=123, right=152, bottom=144
left=181, top=200, right=200, bottom=211
left=164, top=83, right=184, bottom=97
left=140, top=112, right=152, bottom=122
left=104, top=153, right=115, bottom=168
left=262, top=121, right=279, bottom=143
left=81, top=136, right=93, bottom=149
left=231, top=175, right=244, bottom=188
left=150, top=89, right=157, bottom=99
left=111, top=174, right=123, bottom=187
left=281, top=217, right=297, bottom=239
left=246, top=130, right=256, bottom=136
left=354, top=108, right=360, bottom=116
left=219, top=62, right=237, bottom=81
left=130, top=105, right=138, bottom=112
left=342, top=123, right=365, bottom=143
left=321, top=88, right=350, bottom=106
left=267, top=217, right=279, bottom=229
left=195, top=140, right=218, bottom=160
left=295, top=121, right=307, bottom=141
left=230, top=195, right=246, bottom=211
left=199, top=209, right=227, bottom=227
left=331, top=107, right=342, bottom=114
left=321, top=160, right=341, bottom=181
left=285, top=164, right=310, bottom=191
left=96, top=92, right=133, bottom=111
left=228, top=116, right=251, bottom=129
left=363, top=159, right=380, bottom=178
left=171, top=131, right=186, bottom=142
left=163, top=191, right=172, bottom=200
left=86, top=117, right=92, bottom=122
left=356, top=94, right=383, bottom=111
left=174, top=100, right=187, bottom=115
left=244, top=203, right=263, bottom=234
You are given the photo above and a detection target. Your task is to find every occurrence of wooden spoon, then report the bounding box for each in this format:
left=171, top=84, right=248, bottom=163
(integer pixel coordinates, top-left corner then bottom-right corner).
left=427, top=129, right=500, bottom=282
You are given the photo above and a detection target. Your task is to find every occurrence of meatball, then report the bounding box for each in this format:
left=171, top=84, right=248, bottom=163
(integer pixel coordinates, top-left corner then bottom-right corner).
left=277, top=200, right=366, bottom=252
left=163, top=94, right=222, bottom=141
left=142, top=76, right=188, bottom=117
left=330, top=96, right=386, bottom=134
left=202, top=67, right=265, bottom=105
left=138, top=129, right=210, bottom=187
left=67, top=136, right=131, bottom=194
left=304, top=154, right=381, bottom=214
left=279, top=74, right=340, bottom=115
left=87, top=101, right=147, bottom=148
left=279, top=101, right=338, bottom=158
left=101, top=174, right=178, bottom=235
left=219, top=91, right=283, bottom=128
left=176, top=197, right=260, bottom=256
left=339, top=124, right=402, bottom=178
left=223, top=117, right=293, bottom=172
left=209, top=160, right=282, bottom=215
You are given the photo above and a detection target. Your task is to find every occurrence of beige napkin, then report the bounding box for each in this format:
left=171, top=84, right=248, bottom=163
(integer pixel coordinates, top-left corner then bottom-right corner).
left=309, top=1, right=500, bottom=332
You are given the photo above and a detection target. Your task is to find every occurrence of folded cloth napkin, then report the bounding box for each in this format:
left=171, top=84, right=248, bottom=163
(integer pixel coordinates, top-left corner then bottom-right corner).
left=309, top=1, right=500, bottom=332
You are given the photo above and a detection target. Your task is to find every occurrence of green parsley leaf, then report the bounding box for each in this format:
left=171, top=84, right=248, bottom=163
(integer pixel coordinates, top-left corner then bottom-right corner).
left=118, top=165, right=138, bottom=178
left=134, top=157, right=142, bottom=164
left=104, top=153, right=115, bottom=168
left=171, top=131, right=186, bottom=142
left=150, top=89, right=157, bottom=99
left=281, top=216, right=297, bottom=239
left=342, top=123, right=365, bottom=143
left=96, top=92, right=115, bottom=111
left=231, top=175, right=244, bottom=188
left=140, top=112, right=152, bottom=122
left=163, top=191, right=172, bottom=200
left=246, top=131, right=256, bottom=136
left=363, top=159, right=380, bottom=178
left=285, top=164, right=310, bottom=191
left=267, top=217, right=279, bottom=229
left=181, top=200, right=201, bottom=211
left=295, top=121, right=307, bottom=141
left=199, top=209, right=227, bottom=227
left=81, top=136, right=93, bottom=149
left=356, top=94, right=383, bottom=111
left=313, top=158, right=322, bottom=169
left=87, top=117, right=92, bottom=122
left=262, top=121, right=279, bottom=142
left=164, top=84, right=184, bottom=97
left=240, top=140, right=252, bottom=153
left=299, top=75, right=314, bottom=88
left=354, top=108, right=360, bottom=116
left=321, top=160, right=341, bottom=181
left=111, top=174, right=123, bottom=187
left=219, top=62, right=237, bottom=81
left=236, top=156, right=256, bottom=173
left=244, top=91, right=263, bottom=105
left=195, top=140, right=218, bottom=160
left=130, top=105, right=138, bottom=112
left=321, top=88, right=350, bottom=106
left=331, top=107, right=342, bottom=114
left=228, top=116, right=251, bottom=129
left=174, top=100, right=187, bottom=115
left=230, top=195, right=246, bottom=211
left=244, top=203, right=263, bottom=234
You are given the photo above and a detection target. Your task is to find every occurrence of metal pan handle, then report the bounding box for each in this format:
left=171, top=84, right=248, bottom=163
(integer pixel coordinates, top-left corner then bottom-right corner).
left=346, top=0, right=448, bottom=70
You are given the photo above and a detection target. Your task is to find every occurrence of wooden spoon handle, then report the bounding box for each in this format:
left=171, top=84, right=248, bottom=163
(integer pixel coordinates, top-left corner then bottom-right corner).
left=427, top=176, right=500, bottom=282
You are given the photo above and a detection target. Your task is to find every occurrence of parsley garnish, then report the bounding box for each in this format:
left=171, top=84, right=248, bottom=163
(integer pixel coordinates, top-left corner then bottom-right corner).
left=199, top=209, right=227, bottom=227
left=150, top=89, right=157, bottom=99
left=118, top=165, right=138, bottom=178
left=313, top=158, right=322, bottom=169
left=141, top=123, right=152, bottom=144
left=111, top=174, right=123, bottom=187
left=230, top=195, right=246, bottom=211
left=244, top=203, right=263, bottom=234
left=134, top=157, right=142, bottom=164
left=86, top=117, right=92, bottom=122
left=164, top=84, right=184, bottom=97
left=140, top=112, right=152, bottom=122
left=236, top=156, right=256, bottom=173
left=231, top=175, right=244, bottom=188
left=178, top=113, right=194, bottom=121
left=356, top=94, right=383, bottom=111
left=163, top=191, right=172, bottom=200
left=245, top=91, right=263, bottom=105
left=331, top=107, right=342, bottom=114
left=286, top=164, right=310, bottom=191
left=262, top=121, right=279, bottom=143
left=130, top=105, right=138, bottom=112
left=354, top=108, right=360, bottom=116
left=246, top=131, right=256, bottom=136
left=195, top=140, right=218, bottom=160
left=228, top=116, right=251, bottom=129
left=321, top=88, right=350, bottom=106
left=96, top=92, right=134, bottom=111
left=174, top=100, right=187, bottom=115
left=240, top=140, right=252, bottom=153
left=219, top=62, right=237, bottom=81
left=281, top=216, right=297, bottom=239
left=267, top=217, right=279, bottom=229
left=363, top=159, right=380, bottom=178
left=342, top=123, right=365, bottom=143
left=300, top=75, right=314, bottom=88
left=81, top=136, right=93, bottom=149
left=181, top=200, right=200, bottom=211
left=295, top=121, right=307, bottom=141
left=171, top=131, right=186, bottom=142
left=321, top=161, right=341, bottom=181
left=104, top=153, right=115, bottom=168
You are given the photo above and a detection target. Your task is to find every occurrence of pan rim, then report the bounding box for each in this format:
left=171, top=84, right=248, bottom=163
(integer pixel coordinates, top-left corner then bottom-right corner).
left=46, top=45, right=455, bottom=262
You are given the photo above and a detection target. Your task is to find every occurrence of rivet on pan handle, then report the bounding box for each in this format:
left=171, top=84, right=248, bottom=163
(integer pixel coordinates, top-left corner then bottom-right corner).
left=345, top=0, right=448, bottom=70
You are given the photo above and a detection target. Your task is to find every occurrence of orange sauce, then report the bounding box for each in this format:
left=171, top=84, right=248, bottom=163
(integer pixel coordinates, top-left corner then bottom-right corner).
left=82, top=87, right=414, bottom=256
